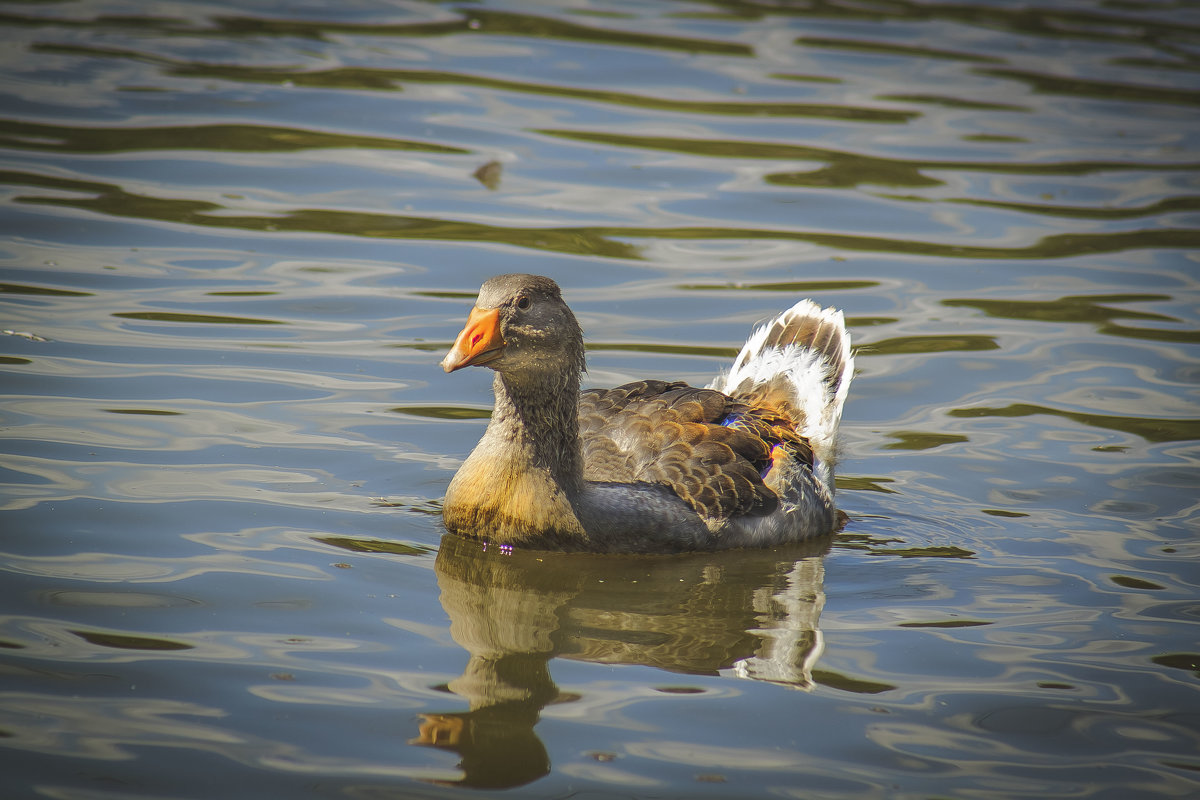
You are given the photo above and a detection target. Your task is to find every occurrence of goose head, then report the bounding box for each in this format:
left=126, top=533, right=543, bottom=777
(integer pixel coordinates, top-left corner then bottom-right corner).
left=441, top=274, right=584, bottom=381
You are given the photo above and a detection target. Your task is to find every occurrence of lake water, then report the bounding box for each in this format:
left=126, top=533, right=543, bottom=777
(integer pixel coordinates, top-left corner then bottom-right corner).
left=2, top=0, right=1199, bottom=797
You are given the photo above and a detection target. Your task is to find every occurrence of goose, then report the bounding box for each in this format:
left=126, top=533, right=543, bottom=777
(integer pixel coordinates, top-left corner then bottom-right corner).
left=440, top=274, right=852, bottom=553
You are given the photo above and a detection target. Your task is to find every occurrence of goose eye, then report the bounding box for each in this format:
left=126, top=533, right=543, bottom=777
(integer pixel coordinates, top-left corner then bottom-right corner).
left=516, top=295, right=531, bottom=311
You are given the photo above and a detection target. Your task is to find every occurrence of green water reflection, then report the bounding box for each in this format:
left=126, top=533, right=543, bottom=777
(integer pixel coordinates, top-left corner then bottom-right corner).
left=796, top=35, right=1005, bottom=64
left=975, top=67, right=1200, bottom=107
left=113, top=311, right=284, bottom=325
left=36, top=43, right=910, bottom=122
left=6, top=164, right=1197, bottom=261
left=949, top=403, right=1200, bottom=443
left=0, top=119, right=468, bottom=154
left=70, top=629, right=194, bottom=651
left=537, top=129, right=1200, bottom=190
left=944, top=295, right=1200, bottom=343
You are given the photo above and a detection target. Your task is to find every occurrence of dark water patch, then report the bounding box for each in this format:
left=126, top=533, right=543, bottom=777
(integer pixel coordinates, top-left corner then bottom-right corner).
left=756, top=2, right=1200, bottom=49
left=606, top=227, right=1200, bottom=260
left=946, top=291, right=1177, bottom=323
left=836, top=476, right=899, bottom=494
left=811, top=669, right=896, bottom=695
left=198, top=14, right=460, bottom=42
left=834, top=532, right=905, bottom=551
left=49, top=591, right=200, bottom=608
left=70, top=630, right=193, bottom=651
left=844, top=316, right=897, bottom=327
left=0, top=119, right=469, bottom=155
left=1110, top=575, right=1166, bottom=591
left=1093, top=499, right=1158, bottom=517
left=386, top=341, right=447, bottom=353
left=981, top=509, right=1030, bottom=518
left=948, top=403, right=1200, bottom=443
left=1151, top=653, right=1200, bottom=676
left=0, top=356, right=33, bottom=365
left=695, top=773, right=728, bottom=784
left=862, top=335, right=999, bottom=355
left=0, top=282, right=91, bottom=297
left=770, top=72, right=843, bottom=84
left=0, top=10, right=198, bottom=33
left=877, top=93, right=1028, bottom=112
left=962, top=133, right=1029, bottom=143
left=876, top=546, right=976, bottom=559
left=103, top=408, right=184, bottom=416
left=540, top=130, right=1200, bottom=190
left=1112, top=56, right=1200, bottom=72
left=2, top=169, right=640, bottom=259
left=391, top=405, right=491, bottom=420
left=314, top=536, right=434, bottom=557
left=569, top=9, right=637, bottom=19
left=370, top=497, right=442, bottom=515
left=8, top=168, right=1198, bottom=261
left=172, top=66, right=906, bottom=123
left=113, top=311, right=284, bottom=325
left=1097, top=324, right=1200, bottom=345
left=542, top=129, right=939, bottom=189
left=206, top=291, right=277, bottom=297
left=410, top=290, right=478, bottom=300
left=678, top=280, right=880, bottom=292
left=768, top=158, right=1200, bottom=192
left=975, top=67, right=1200, bottom=107
left=950, top=194, right=1200, bottom=221
left=898, top=619, right=991, bottom=628
left=976, top=705, right=1076, bottom=735
left=796, top=36, right=1004, bottom=64
left=943, top=294, right=1200, bottom=343
left=882, top=431, right=969, bottom=451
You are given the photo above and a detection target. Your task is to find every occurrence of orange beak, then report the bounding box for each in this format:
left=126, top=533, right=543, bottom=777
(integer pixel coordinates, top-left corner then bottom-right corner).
left=441, top=306, right=504, bottom=373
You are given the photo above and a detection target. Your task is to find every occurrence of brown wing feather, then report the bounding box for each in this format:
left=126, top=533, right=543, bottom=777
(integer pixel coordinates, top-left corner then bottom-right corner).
left=579, top=380, right=816, bottom=521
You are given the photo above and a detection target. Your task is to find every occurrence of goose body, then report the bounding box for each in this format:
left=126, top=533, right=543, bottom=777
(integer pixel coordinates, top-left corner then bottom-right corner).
left=441, top=274, right=852, bottom=553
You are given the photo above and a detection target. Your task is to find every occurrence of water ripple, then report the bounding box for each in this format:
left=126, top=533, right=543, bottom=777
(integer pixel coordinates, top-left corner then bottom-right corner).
left=1, top=1, right=1198, bottom=797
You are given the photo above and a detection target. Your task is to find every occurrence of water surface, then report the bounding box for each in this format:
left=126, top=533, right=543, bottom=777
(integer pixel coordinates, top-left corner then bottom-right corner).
left=1, top=1, right=1198, bottom=797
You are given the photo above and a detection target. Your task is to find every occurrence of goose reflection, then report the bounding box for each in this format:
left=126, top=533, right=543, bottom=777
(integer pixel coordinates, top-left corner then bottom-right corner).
left=411, top=533, right=830, bottom=788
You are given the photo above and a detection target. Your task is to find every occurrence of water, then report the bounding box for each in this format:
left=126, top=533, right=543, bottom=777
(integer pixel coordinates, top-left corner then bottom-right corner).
left=1, top=0, right=1198, bottom=797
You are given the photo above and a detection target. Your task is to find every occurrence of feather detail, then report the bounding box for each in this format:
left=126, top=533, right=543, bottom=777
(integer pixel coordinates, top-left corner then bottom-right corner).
left=708, top=299, right=853, bottom=478
left=579, top=381, right=781, bottom=523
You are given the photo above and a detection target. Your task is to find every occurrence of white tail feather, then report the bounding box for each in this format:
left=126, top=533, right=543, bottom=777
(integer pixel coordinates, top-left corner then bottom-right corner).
left=708, top=299, right=853, bottom=463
